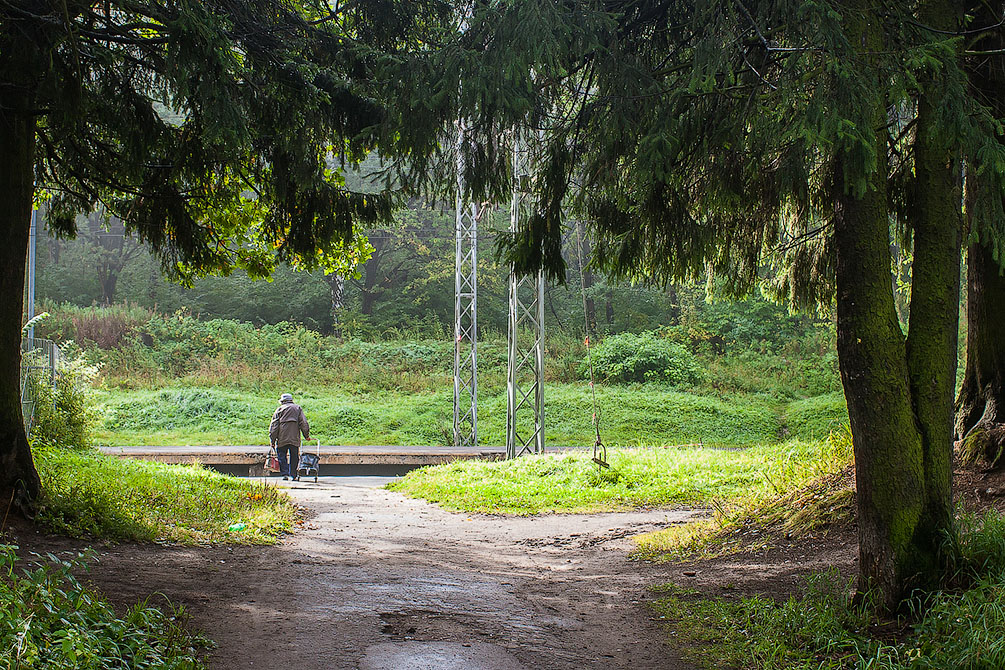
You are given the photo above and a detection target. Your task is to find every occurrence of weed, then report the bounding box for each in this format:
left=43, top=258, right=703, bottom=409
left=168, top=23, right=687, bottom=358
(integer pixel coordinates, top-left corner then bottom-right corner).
left=0, top=545, right=210, bottom=668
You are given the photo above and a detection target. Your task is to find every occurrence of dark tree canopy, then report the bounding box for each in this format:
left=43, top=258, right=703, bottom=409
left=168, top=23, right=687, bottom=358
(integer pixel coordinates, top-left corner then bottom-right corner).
left=17, top=0, right=457, bottom=278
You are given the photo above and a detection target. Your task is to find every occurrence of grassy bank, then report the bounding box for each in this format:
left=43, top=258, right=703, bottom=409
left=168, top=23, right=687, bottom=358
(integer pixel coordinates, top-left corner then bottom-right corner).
left=36, top=447, right=295, bottom=544
left=90, top=383, right=834, bottom=448
left=387, top=438, right=850, bottom=514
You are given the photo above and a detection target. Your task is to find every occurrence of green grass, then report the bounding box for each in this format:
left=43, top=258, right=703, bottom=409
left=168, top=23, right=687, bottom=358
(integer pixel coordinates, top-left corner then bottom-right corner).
left=654, top=512, right=1005, bottom=669
left=783, top=392, right=849, bottom=441
left=90, top=384, right=784, bottom=447
left=35, top=447, right=296, bottom=544
left=0, top=545, right=209, bottom=668
left=387, top=439, right=849, bottom=514
left=633, top=431, right=856, bottom=562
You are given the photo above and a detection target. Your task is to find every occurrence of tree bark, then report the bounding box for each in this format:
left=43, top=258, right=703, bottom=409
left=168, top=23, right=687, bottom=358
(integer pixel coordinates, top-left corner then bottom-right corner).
left=359, top=234, right=387, bottom=316
left=906, top=0, right=962, bottom=574
left=955, top=241, right=1005, bottom=459
left=323, top=274, right=346, bottom=338
left=0, top=54, right=41, bottom=509
left=833, top=0, right=960, bottom=608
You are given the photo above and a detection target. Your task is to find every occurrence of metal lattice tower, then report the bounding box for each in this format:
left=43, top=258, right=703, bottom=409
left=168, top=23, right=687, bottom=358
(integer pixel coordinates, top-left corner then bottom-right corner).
left=506, top=133, right=545, bottom=458
left=453, top=121, right=479, bottom=448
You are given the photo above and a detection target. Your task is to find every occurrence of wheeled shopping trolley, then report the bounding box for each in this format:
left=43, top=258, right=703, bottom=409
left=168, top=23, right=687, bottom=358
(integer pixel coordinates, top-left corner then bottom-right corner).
left=296, top=438, right=321, bottom=482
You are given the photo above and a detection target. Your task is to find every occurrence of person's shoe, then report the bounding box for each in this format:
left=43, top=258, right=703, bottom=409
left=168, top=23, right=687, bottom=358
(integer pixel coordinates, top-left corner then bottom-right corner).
left=282, top=476, right=289, bottom=481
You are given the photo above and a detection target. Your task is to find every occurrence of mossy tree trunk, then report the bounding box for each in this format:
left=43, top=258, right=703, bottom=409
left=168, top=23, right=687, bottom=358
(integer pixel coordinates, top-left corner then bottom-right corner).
left=955, top=242, right=1005, bottom=460
left=0, top=36, right=42, bottom=509
left=835, top=0, right=960, bottom=609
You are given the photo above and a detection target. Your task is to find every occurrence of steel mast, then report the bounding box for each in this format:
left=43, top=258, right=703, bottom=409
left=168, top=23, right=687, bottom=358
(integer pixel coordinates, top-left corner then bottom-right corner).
left=505, top=130, right=545, bottom=458
left=453, top=121, right=480, bottom=448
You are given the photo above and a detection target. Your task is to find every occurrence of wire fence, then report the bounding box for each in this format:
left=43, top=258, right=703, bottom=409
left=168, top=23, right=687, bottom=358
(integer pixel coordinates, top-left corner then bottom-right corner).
left=20, top=338, right=60, bottom=438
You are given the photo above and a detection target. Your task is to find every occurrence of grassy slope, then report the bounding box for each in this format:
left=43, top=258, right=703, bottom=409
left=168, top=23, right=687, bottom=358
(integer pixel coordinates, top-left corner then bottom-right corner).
left=91, top=384, right=837, bottom=447
left=387, top=439, right=849, bottom=514
left=36, top=447, right=296, bottom=544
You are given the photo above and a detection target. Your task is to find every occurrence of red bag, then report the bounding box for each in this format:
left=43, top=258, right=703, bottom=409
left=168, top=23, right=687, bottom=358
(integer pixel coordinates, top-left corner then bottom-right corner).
left=265, top=447, right=281, bottom=472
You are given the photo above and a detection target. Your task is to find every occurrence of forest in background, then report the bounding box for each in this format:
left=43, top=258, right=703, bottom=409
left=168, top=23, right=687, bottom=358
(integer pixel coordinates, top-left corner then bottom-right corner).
left=29, top=202, right=854, bottom=448
left=33, top=202, right=833, bottom=344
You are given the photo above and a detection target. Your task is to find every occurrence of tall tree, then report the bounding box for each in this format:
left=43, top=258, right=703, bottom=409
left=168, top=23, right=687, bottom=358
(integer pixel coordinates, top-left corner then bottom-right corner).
left=956, top=4, right=1005, bottom=462
left=81, top=210, right=144, bottom=306
left=408, top=0, right=990, bottom=608
left=0, top=0, right=448, bottom=510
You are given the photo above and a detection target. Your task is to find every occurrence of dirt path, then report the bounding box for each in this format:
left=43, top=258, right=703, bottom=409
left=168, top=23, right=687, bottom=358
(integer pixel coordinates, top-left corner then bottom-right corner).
left=31, top=478, right=704, bottom=669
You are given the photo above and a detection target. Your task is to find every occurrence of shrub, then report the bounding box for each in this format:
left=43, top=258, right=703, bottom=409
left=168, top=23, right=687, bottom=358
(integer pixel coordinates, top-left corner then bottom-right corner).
left=36, top=449, right=294, bottom=544
left=36, top=302, right=154, bottom=349
left=0, top=545, right=210, bottom=669
left=31, top=347, right=97, bottom=450
left=583, top=331, right=704, bottom=386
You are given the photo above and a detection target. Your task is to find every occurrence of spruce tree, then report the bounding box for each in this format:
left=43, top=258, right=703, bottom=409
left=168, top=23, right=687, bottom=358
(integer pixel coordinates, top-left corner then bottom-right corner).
left=956, top=4, right=1005, bottom=463
left=0, top=0, right=448, bottom=511
left=409, top=0, right=1000, bottom=607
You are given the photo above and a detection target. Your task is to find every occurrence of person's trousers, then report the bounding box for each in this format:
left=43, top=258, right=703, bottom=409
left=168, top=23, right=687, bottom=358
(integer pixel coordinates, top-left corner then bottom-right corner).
left=277, top=444, right=300, bottom=479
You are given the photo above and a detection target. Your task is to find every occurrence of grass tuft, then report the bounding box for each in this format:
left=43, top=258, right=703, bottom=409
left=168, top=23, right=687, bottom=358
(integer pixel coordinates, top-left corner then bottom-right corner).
left=634, top=430, right=854, bottom=562
left=654, top=513, right=1005, bottom=670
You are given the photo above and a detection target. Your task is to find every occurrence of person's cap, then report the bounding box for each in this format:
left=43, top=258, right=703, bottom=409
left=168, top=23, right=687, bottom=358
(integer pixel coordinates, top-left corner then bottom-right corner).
left=280, top=393, right=293, bottom=403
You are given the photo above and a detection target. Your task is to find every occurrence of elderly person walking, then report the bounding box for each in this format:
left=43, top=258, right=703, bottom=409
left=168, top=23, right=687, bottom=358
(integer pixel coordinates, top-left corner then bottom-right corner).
left=269, top=393, right=311, bottom=481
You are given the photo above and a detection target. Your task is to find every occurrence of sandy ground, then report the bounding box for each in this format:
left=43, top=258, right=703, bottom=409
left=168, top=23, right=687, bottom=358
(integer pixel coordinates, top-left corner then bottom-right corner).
left=13, top=477, right=706, bottom=669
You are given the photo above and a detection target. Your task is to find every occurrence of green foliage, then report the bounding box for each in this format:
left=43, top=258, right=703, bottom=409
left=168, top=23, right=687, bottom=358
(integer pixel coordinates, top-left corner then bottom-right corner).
left=35, top=448, right=294, bottom=544
left=784, top=393, right=849, bottom=441
left=0, top=545, right=209, bottom=669
left=30, top=349, right=99, bottom=451
left=635, top=432, right=855, bottom=563
left=388, top=440, right=845, bottom=514
left=36, top=302, right=155, bottom=349
left=656, top=512, right=1005, bottom=670
left=584, top=331, right=705, bottom=386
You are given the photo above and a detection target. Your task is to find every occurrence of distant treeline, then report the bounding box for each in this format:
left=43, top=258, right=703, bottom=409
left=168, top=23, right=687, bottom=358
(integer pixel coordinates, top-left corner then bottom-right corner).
left=34, top=204, right=830, bottom=346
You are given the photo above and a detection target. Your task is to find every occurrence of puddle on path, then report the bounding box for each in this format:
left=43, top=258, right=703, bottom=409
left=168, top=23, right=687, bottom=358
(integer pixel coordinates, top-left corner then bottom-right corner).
left=358, top=641, right=527, bottom=670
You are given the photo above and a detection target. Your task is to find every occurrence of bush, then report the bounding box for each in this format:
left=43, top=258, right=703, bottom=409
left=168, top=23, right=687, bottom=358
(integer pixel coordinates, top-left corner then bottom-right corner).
left=31, top=347, right=97, bottom=450
left=0, top=545, right=210, bottom=668
left=36, top=301, right=154, bottom=349
left=583, top=331, right=704, bottom=386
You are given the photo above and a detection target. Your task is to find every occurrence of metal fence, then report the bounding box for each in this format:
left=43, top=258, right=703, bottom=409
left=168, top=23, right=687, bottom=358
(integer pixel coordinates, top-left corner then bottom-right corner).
left=20, top=338, right=60, bottom=438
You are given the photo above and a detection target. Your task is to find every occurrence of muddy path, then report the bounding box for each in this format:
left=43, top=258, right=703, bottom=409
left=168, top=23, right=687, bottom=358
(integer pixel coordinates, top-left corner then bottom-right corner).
left=20, top=478, right=704, bottom=669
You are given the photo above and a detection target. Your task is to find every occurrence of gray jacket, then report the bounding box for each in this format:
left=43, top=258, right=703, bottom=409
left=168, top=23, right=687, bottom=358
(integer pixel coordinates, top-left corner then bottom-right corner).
left=269, top=401, right=310, bottom=447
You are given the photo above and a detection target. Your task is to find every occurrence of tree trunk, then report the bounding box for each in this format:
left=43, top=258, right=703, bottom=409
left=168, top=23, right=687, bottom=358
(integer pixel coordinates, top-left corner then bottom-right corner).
left=955, top=2, right=1005, bottom=464
left=955, top=242, right=1005, bottom=460
left=360, top=235, right=386, bottom=316
left=906, top=0, right=962, bottom=576
left=833, top=0, right=960, bottom=608
left=324, top=274, right=346, bottom=338
left=0, top=61, right=41, bottom=510
left=99, top=269, right=119, bottom=307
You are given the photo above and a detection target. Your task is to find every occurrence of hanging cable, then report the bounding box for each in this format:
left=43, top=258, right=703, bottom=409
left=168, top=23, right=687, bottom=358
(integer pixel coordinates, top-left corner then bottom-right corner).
left=575, top=223, right=608, bottom=471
